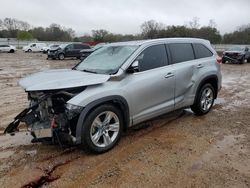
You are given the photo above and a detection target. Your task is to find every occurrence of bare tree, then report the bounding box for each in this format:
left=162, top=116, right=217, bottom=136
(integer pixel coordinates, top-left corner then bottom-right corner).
left=189, top=17, right=200, bottom=29
left=0, top=19, right=3, bottom=30
left=66, top=28, right=75, bottom=38
left=18, top=21, right=30, bottom=31
left=208, top=19, right=217, bottom=28
left=141, top=20, right=164, bottom=39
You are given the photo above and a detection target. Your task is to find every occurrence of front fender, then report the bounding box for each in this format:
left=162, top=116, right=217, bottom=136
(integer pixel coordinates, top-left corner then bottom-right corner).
left=74, top=95, right=130, bottom=144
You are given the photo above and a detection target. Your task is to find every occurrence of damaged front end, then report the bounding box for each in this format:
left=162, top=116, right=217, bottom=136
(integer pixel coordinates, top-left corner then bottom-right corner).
left=4, top=87, right=85, bottom=146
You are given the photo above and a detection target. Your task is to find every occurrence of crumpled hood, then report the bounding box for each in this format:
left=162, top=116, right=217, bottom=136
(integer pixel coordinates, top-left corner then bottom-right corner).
left=19, top=69, right=110, bottom=91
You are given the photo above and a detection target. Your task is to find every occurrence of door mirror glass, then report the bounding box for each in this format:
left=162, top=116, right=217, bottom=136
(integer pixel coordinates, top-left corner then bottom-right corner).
left=245, top=47, right=249, bottom=52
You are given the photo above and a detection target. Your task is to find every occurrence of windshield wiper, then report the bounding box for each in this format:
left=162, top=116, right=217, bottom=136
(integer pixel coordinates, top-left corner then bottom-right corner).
left=82, top=69, right=97, bottom=74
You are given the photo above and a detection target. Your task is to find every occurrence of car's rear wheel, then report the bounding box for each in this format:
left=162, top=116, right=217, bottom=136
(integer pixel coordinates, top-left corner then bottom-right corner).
left=58, top=53, right=65, bottom=60
left=82, top=104, right=123, bottom=153
left=9, top=49, right=15, bottom=53
left=191, top=83, right=215, bottom=116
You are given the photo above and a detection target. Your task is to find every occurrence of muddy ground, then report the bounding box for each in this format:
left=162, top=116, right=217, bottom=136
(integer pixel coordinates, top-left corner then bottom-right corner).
left=0, top=51, right=249, bottom=188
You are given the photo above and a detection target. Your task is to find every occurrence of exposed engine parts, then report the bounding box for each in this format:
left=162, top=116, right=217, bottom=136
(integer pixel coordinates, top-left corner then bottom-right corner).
left=4, top=87, right=85, bottom=146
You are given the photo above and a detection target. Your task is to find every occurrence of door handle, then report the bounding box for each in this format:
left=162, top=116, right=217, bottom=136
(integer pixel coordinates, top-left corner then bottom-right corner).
left=164, top=72, right=174, bottom=78
left=197, top=64, right=204, bottom=68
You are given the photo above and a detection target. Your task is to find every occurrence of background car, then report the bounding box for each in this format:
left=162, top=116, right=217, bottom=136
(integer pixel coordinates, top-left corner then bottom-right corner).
left=41, top=44, right=59, bottom=54
left=222, top=46, right=250, bottom=64
left=23, top=43, right=47, bottom=52
left=79, top=43, right=106, bottom=60
left=0, top=44, right=16, bottom=53
left=48, top=43, right=91, bottom=60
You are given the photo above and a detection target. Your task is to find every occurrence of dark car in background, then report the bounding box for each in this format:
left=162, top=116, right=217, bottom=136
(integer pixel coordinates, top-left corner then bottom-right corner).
left=48, top=43, right=91, bottom=60
left=79, top=43, right=106, bottom=60
left=222, top=46, right=250, bottom=64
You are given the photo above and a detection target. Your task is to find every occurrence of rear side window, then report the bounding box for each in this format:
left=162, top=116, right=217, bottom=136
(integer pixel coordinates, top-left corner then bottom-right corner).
left=74, top=44, right=90, bottom=49
left=169, top=43, right=194, bottom=64
left=137, top=44, right=168, bottom=72
left=193, top=43, right=213, bottom=59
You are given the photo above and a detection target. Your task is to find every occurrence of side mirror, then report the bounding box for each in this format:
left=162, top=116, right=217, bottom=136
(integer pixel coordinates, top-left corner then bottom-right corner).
left=245, top=47, right=249, bottom=52
left=65, top=47, right=69, bottom=51
left=127, top=60, right=139, bottom=73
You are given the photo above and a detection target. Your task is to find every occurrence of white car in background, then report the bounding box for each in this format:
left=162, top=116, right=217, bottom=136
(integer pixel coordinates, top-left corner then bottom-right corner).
left=23, top=43, right=46, bottom=52
left=41, top=44, right=59, bottom=54
left=0, top=44, right=16, bottom=53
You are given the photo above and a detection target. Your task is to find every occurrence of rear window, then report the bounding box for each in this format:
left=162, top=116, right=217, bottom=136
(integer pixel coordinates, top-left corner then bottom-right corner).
left=169, top=43, right=194, bottom=64
left=193, top=43, right=213, bottom=59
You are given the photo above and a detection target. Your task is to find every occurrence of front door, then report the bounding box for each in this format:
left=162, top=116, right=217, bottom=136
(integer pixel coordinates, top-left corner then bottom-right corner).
left=124, top=44, right=175, bottom=124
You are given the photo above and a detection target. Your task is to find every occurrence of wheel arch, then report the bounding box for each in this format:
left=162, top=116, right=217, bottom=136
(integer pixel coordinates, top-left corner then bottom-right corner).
left=75, top=95, right=130, bottom=144
left=194, top=75, right=219, bottom=103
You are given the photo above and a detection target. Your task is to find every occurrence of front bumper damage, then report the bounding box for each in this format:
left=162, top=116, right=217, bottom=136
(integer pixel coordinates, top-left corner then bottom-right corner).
left=222, top=54, right=244, bottom=63
left=4, top=90, right=83, bottom=146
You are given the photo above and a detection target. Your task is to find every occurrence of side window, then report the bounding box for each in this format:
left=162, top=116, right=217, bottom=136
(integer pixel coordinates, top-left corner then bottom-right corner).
left=193, top=43, right=213, bottom=59
left=31, top=44, right=36, bottom=47
left=67, top=44, right=73, bottom=50
left=74, top=44, right=81, bottom=49
left=169, top=43, right=194, bottom=64
left=81, top=45, right=90, bottom=49
left=137, top=44, right=168, bottom=72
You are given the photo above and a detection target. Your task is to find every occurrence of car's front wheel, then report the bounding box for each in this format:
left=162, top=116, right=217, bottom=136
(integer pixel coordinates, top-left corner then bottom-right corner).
left=191, top=83, right=215, bottom=116
left=58, top=53, right=65, bottom=60
left=82, top=104, right=123, bottom=153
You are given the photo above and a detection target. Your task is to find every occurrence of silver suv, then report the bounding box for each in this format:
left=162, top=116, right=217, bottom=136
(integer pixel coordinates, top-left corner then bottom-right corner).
left=5, top=38, right=222, bottom=153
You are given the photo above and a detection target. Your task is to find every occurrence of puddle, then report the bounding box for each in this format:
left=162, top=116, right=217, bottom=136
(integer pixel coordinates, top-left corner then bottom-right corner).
left=202, top=134, right=245, bottom=162
left=214, top=98, right=226, bottom=105
left=0, top=132, right=33, bottom=149
left=0, top=150, right=15, bottom=159
left=25, top=150, right=37, bottom=157
left=189, top=134, right=246, bottom=174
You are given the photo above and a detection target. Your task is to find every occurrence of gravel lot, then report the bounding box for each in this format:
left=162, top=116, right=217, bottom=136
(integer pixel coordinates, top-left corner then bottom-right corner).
left=0, top=51, right=250, bottom=188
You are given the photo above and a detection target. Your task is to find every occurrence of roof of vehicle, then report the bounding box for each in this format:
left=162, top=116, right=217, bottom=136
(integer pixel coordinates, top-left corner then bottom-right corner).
left=106, top=38, right=210, bottom=46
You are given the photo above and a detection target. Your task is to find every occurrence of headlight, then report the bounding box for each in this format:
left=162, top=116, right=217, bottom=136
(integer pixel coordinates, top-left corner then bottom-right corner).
left=66, top=103, right=83, bottom=113
left=66, top=103, right=83, bottom=119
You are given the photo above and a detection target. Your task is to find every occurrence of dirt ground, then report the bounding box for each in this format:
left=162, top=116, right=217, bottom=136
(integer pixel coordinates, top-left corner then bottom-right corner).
left=0, top=51, right=249, bottom=188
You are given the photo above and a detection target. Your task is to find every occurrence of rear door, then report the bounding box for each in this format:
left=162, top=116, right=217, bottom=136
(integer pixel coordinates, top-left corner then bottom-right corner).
left=167, top=43, right=213, bottom=109
left=125, top=44, right=175, bottom=124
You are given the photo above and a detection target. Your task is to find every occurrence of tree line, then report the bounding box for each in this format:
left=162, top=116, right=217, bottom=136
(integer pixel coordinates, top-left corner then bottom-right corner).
left=0, top=17, right=250, bottom=44
left=0, top=18, right=75, bottom=41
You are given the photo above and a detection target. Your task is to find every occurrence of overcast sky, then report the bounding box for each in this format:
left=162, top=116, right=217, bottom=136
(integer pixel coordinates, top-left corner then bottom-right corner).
left=0, top=0, right=249, bottom=36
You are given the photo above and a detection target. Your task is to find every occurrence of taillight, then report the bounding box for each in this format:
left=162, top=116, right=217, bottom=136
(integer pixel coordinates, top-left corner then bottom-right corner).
left=216, top=56, right=222, bottom=64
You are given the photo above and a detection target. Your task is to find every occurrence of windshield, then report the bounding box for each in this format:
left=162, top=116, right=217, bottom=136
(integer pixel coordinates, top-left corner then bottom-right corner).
left=76, top=45, right=139, bottom=74
left=227, top=46, right=244, bottom=51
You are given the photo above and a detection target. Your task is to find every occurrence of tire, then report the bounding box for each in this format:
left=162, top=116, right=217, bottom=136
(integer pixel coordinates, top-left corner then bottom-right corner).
left=28, top=49, right=32, bottom=52
left=58, top=53, right=65, bottom=60
left=81, top=104, right=123, bottom=153
left=240, top=57, right=245, bottom=64
left=9, top=49, right=15, bottom=53
left=191, top=83, right=215, bottom=116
